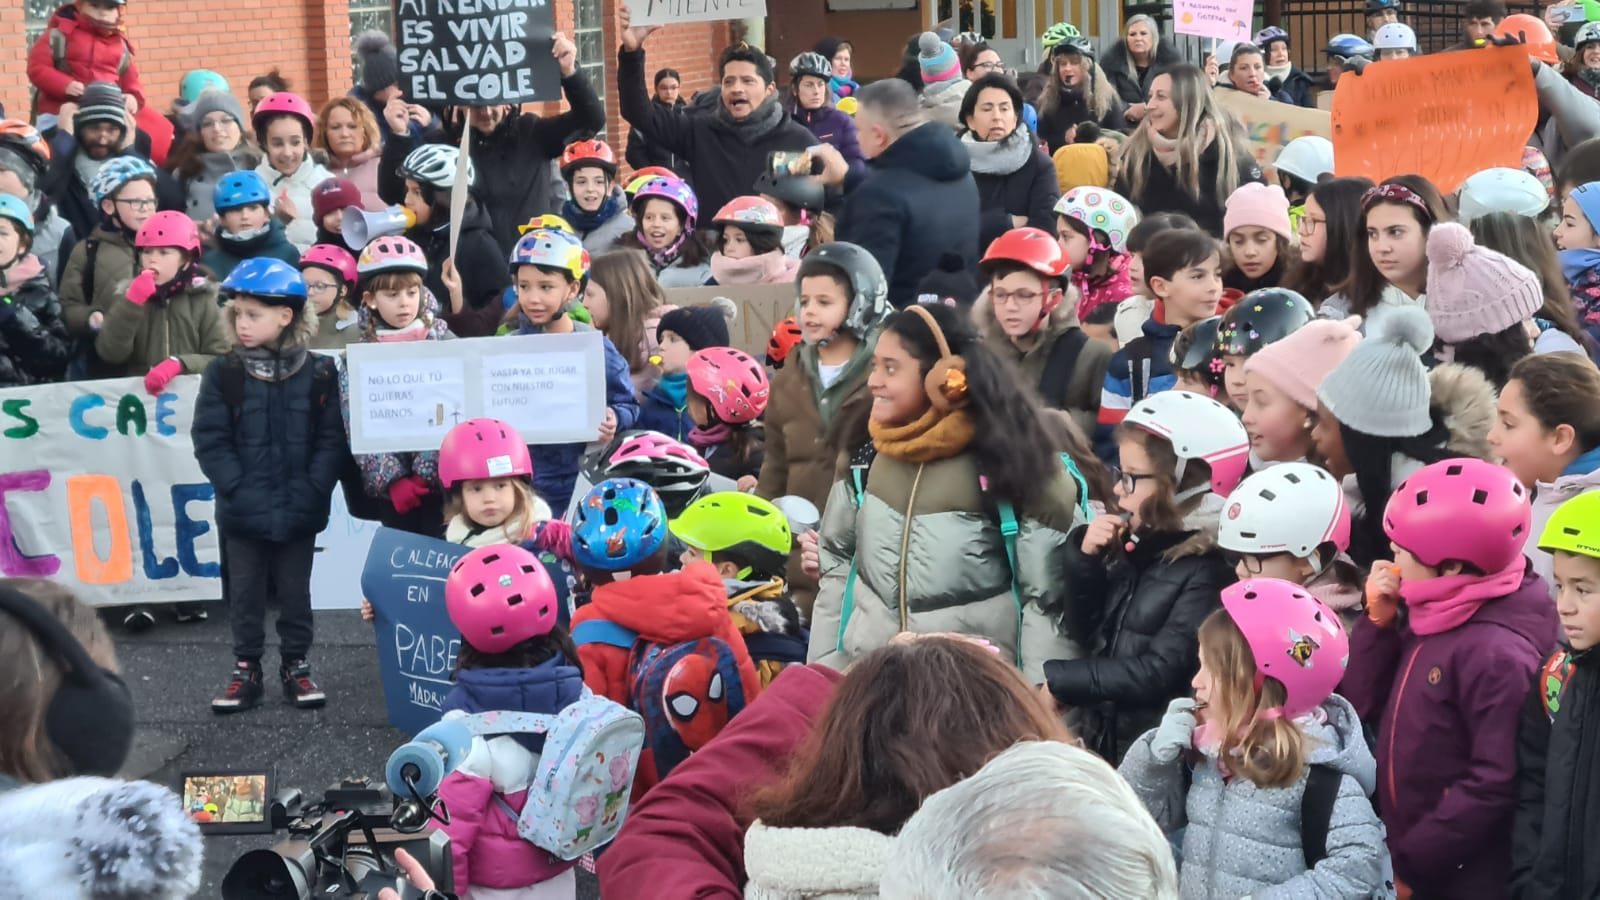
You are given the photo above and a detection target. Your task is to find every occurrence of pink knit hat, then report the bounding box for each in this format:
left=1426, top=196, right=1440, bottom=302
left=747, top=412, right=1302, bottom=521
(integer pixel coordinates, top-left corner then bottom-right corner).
left=1424, top=222, right=1543, bottom=344
left=1223, top=183, right=1293, bottom=240
left=1243, top=316, right=1362, bottom=411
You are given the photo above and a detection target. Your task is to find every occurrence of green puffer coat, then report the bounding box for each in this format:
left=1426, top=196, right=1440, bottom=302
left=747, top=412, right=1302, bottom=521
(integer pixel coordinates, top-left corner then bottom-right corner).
left=807, top=450, right=1086, bottom=684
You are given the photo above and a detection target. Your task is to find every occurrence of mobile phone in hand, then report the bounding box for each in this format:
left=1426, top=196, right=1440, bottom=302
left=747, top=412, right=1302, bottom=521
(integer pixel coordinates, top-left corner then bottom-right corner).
left=768, top=150, right=816, bottom=177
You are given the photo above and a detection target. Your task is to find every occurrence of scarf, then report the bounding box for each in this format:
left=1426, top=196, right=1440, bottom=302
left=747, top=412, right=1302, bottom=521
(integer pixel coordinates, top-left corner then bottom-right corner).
left=0, top=253, right=43, bottom=288
left=374, top=319, right=429, bottom=342
left=1400, top=558, right=1527, bottom=635
left=713, top=94, right=787, bottom=145
left=1560, top=247, right=1600, bottom=283
left=962, top=125, right=1035, bottom=177
left=74, top=154, right=109, bottom=194
left=709, top=249, right=793, bottom=285
left=562, top=189, right=627, bottom=234
left=869, top=406, right=977, bottom=463
left=654, top=371, right=688, bottom=408
left=1265, top=62, right=1293, bottom=84
left=689, top=422, right=733, bottom=448
left=235, top=342, right=308, bottom=382
left=642, top=229, right=690, bottom=272
left=1148, top=119, right=1214, bottom=168
left=829, top=74, right=859, bottom=98
left=446, top=514, right=534, bottom=548
left=1582, top=68, right=1600, bottom=93
left=152, top=265, right=204, bottom=303
left=218, top=222, right=275, bottom=253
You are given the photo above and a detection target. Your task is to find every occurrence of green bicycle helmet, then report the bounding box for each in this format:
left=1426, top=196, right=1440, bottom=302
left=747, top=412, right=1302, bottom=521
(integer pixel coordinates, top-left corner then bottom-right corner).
left=1041, top=22, right=1081, bottom=50
left=670, top=492, right=793, bottom=579
left=1539, top=491, right=1600, bottom=559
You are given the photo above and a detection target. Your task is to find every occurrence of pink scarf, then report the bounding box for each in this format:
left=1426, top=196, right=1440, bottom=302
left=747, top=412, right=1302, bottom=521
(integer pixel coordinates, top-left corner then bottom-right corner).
left=688, top=422, right=732, bottom=448
left=373, top=320, right=429, bottom=343
left=1400, top=558, right=1527, bottom=635
left=709, top=250, right=799, bottom=286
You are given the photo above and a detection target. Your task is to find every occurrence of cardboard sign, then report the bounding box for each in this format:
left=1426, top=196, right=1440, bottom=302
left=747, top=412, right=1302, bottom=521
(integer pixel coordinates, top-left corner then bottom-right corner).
left=346, top=332, right=606, bottom=454
left=361, top=527, right=468, bottom=736
left=1331, top=46, right=1538, bottom=194
left=1214, top=90, right=1333, bottom=168
left=396, top=0, right=561, bottom=105
left=1172, top=0, right=1252, bottom=43
left=627, top=0, right=767, bottom=27
left=662, top=284, right=793, bottom=359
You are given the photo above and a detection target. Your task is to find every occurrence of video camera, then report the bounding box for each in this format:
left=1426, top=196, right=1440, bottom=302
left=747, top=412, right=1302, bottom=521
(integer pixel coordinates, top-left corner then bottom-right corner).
left=220, top=776, right=454, bottom=900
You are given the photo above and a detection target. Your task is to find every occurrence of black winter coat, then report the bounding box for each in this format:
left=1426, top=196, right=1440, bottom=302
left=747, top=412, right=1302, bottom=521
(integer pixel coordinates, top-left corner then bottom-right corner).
left=0, top=259, right=70, bottom=387
left=625, top=97, right=689, bottom=176
left=1044, top=525, right=1232, bottom=762
left=1115, top=137, right=1264, bottom=237
left=970, top=134, right=1061, bottom=254
left=403, top=201, right=511, bottom=339
left=1100, top=39, right=1184, bottom=107
left=1036, top=87, right=1129, bottom=155
left=41, top=142, right=183, bottom=245
left=191, top=346, right=345, bottom=543
left=617, top=46, right=815, bottom=220
left=1512, top=647, right=1600, bottom=899
left=1270, top=67, right=1318, bottom=109
left=836, top=122, right=980, bottom=309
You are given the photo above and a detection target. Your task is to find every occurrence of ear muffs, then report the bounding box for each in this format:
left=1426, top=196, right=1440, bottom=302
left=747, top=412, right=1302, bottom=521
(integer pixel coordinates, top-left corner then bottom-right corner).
left=906, top=304, right=970, bottom=412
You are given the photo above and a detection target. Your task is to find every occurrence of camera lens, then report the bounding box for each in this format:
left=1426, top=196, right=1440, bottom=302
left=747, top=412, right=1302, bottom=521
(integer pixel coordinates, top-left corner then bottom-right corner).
left=221, top=847, right=314, bottom=900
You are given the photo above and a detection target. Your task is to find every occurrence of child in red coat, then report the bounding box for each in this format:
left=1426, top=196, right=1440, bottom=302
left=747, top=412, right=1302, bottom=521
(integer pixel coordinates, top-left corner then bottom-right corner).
left=27, top=0, right=145, bottom=118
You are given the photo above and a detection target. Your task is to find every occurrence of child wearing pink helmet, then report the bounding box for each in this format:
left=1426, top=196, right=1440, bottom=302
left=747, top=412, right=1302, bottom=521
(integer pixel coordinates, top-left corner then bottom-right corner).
left=252, top=92, right=333, bottom=252
left=684, top=346, right=769, bottom=483
left=1344, top=457, right=1557, bottom=898
left=299, top=243, right=360, bottom=351
left=1119, top=578, right=1391, bottom=897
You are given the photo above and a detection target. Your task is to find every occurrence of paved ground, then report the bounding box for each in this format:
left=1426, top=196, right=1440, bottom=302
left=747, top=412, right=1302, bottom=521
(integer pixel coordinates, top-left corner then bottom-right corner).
left=114, top=605, right=602, bottom=899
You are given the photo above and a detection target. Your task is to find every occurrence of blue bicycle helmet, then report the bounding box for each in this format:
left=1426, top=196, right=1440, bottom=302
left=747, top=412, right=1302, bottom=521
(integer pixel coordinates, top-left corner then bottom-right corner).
left=214, top=170, right=272, bottom=213
left=571, top=478, right=668, bottom=572
left=89, top=156, right=157, bottom=207
left=0, top=194, right=34, bottom=234
left=1325, top=33, right=1374, bottom=60
left=222, top=257, right=307, bottom=308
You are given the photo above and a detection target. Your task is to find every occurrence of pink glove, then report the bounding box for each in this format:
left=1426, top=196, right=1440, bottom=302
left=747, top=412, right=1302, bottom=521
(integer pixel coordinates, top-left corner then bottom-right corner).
left=126, top=270, right=159, bottom=306
left=388, top=475, right=432, bottom=515
left=144, top=357, right=182, bottom=395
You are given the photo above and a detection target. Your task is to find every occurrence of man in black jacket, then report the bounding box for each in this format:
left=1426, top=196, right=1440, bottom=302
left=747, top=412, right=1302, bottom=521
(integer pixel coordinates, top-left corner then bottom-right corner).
left=814, top=78, right=980, bottom=309
left=616, top=6, right=813, bottom=218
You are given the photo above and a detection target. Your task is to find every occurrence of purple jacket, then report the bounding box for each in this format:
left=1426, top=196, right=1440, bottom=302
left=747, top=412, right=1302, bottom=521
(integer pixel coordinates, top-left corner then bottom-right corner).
left=1342, top=569, right=1557, bottom=897
left=792, top=105, right=865, bottom=178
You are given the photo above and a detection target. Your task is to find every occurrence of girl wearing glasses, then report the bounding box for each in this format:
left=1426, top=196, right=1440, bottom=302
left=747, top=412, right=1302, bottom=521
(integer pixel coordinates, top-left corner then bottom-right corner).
left=1283, top=177, right=1373, bottom=309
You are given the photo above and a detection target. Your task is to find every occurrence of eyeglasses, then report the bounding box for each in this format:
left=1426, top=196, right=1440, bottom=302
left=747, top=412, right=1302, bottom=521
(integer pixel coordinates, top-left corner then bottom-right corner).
left=304, top=282, right=340, bottom=295
left=1223, top=551, right=1287, bottom=575
left=990, top=289, right=1047, bottom=308
left=1297, top=215, right=1326, bottom=235
left=972, top=61, right=1005, bottom=72
left=200, top=116, right=239, bottom=131
left=1113, top=467, right=1157, bottom=494
left=115, top=198, right=156, bottom=210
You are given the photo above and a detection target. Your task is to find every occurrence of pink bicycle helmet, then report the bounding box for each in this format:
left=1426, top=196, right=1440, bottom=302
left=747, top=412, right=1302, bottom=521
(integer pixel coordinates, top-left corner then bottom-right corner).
left=357, top=236, right=429, bottom=277
left=711, top=196, right=783, bottom=235
left=685, top=347, right=770, bottom=425
left=603, top=430, right=710, bottom=517
left=1383, top=457, right=1531, bottom=572
left=301, top=243, right=359, bottom=289
left=631, top=176, right=699, bottom=232
left=1221, top=578, right=1349, bottom=720
left=438, top=418, right=533, bottom=488
left=252, top=91, right=316, bottom=141
left=135, top=211, right=201, bottom=254
left=445, top=544, right=558, bottom=653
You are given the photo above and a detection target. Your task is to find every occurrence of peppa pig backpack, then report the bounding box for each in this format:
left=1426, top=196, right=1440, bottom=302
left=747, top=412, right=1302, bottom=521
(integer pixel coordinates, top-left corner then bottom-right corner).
left=448, top=689, right=645, bottom=859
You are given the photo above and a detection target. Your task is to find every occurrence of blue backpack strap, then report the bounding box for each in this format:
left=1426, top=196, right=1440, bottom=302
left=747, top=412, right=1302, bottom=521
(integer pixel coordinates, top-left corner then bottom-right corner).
left=994, top=498, right=1025, bottom=669
left=572, top=619, right=639, bottom=649
left=838, top=464, right=868, bottom=654
left=1059, top=452, right=1092, bottom=521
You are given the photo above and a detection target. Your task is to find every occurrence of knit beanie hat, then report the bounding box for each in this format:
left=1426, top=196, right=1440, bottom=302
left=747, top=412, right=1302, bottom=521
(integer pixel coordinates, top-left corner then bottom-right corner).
left=312, top=177, right=362, bottom=223
left=1424, top=222, right=1543, bottom=344
left=1052, top=143, right=1110, bottom=192
left=1244, top=316, right=1362, bottom=412
left=191, top=89, right=245, bottom=130
left=1317, top=305, right=1434, bottom=438
left=1223, top=183, right=1292, bottom=240
left=657, top=302, right=733, bottom=352
left=357, top=30, right=402, bottom=95
left=76, top=82, right=128, bottom=133
left=918, top=33, right=960, bottom=86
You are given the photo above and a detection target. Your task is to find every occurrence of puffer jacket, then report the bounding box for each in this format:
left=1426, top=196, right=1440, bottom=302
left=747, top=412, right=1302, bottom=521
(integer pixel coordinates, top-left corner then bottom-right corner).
left=808, top=448, right=1084, bottom=685
left=973, top=285, right=1112, bottom=438
left=0, top=255, right=71, bottom=386
left=743, top=821, right=890, bottom=900
left=1525, top=454, right=1600, bottom=603
left=967, top=125, right=1061, bottom=251
left=1512, top=646, right=1600, bottom=899
left=1101, top=39, right=1184, bottom=107
left=1044, top=503, right=1233, bottom=762
left=1343, top=569, right=1558, bottom=898
left=26, top=4, right=145, bottom=116
left=93, top=273, right=227, bottom=379
left=255, top=156, right=335, bottom=252
left=791, top=104, right=866, bottom=177
left=437, top=656, right=586, bottom=894
left=58, top=222, right=138, bottom=339
left=406, top=201, right=512, bottom=339
left=325, top=148, right=385, bottom=211
left=181, top=146, right=263, bottom=223
left=190, top=309, right=344, bottom=543
left=1119, top=694, right=1391, bottom=899
left=201, top=219, right=302, bottom=281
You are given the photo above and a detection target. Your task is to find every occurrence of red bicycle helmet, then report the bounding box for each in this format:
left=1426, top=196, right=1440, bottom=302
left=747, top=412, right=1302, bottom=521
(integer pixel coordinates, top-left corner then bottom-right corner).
left=560, top=139, right=618, bottom=178
left=767, top=316, right=803, bottom=368
left=686, top=347, right=770, bottom=425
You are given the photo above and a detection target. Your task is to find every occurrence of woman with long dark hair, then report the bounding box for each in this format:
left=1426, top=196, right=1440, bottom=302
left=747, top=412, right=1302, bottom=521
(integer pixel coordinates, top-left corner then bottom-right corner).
left=1285, top=176, right=1374, bottom=307
left=1320, top=174, right=1448, bottom=319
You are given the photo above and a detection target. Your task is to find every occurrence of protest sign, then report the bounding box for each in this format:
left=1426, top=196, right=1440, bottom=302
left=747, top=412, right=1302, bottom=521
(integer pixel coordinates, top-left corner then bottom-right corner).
left=1331, top=45, right=1537, bottom=193
left=1214, top=90, right=1332, bottom=169
left=396, top=0, right=560, bottom=105
left=627, top=0, right=767, bottom=27
left=345, top=332, right=606, bottom=455
left=1172, top=0, right=1252, bottom=43
left=663, top=284, right=793, bottom=359
left=310, top=491, right=379, bottom=611
left=361, top=527, right=466, bottom=736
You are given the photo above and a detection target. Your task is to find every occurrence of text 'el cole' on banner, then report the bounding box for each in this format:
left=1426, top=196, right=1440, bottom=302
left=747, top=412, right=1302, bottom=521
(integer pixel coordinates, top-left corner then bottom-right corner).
left=396, top=0, right=560, bottom=105
left=1331, top=44, right=1538, bottom=194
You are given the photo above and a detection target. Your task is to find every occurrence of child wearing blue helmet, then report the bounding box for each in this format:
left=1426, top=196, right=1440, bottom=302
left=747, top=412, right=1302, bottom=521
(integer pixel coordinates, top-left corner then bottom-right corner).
left=0, top=193, right=70, bottom=387
left=192, top=256, right=344, bottom=714
left=202, top=170, right=301, bottom=280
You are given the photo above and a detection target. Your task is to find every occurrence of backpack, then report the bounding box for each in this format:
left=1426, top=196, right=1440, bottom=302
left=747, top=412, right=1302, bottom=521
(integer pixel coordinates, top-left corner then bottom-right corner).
left=1178, top=760, right=1343, bottom=870
left=450, top=689, right=645, bottom=860
left=65, top=237, right=105, bottom=380
left=571, top=621, right=751, bottom=783
left=1038, top=327, right=1090, bottom=411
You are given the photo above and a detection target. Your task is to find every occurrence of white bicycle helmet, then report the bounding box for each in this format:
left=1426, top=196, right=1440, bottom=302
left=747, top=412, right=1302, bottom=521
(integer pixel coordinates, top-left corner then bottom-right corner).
left=400, top=143, right=476, bottom=190
left=1372, top=22, right=1417, bottom=51
left=1053, top=187, right=1139, bottom=254
left=1218, top=463, right=1351, bottom=570
left=1122, top=391, right=1250, bottom=498
left=1272, top=136, right=1334, bottom=185
left=1456, top=167, right=1549, bottom=224
left=1578, top=21, right=1600, bottom=50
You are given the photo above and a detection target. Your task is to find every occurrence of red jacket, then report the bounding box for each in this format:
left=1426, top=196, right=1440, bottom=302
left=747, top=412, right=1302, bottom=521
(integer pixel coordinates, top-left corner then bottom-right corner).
left=27, top=5, right=146, bottom=116
left=597, top=664, right=843, bottom=899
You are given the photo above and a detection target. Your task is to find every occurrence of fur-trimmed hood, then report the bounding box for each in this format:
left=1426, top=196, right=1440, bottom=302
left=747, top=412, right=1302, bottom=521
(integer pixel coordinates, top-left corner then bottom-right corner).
left=223, top=297, right=321, bottom=346
left=0, top=775, right=203, bottom=900
left=971, top=283, right=1083, bottom=345
left=724, top=577, right=804, bottom=635
left=1429, top=362, right=1497, bottom=462
left=1163, top=492, right=1224, bottom=561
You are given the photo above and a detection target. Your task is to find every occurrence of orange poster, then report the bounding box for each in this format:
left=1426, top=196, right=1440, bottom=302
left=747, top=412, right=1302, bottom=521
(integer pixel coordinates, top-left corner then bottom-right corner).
left=1331, top=45, right=1538, bottom=194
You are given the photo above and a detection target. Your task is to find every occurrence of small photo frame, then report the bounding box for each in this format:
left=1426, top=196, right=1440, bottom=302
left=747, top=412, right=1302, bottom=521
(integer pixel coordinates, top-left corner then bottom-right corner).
left=179, top=769, right=274, bottom=835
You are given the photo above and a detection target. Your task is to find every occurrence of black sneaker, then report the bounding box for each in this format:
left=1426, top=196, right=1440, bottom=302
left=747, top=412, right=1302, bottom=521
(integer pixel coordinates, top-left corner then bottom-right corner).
left=281, top=659, right=326, bottom=709
left=212, top=661, right=263, bottom=713
left=121, top=605, right=156, bottom=632
left=173, top=602, right=208, bottom=623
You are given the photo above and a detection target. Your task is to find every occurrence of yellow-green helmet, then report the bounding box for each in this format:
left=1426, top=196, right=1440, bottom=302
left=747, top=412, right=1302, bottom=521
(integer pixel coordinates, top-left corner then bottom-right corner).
left=1041, top=22, right=1081, bottom=50
left=1539, top=491, right=1600, bottom=558
left=670, top=492, right=792, bottom=578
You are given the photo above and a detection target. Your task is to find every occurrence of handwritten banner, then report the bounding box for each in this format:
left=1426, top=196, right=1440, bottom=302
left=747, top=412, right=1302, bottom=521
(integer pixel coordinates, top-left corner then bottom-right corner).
left=1173, top=0, right=1252, bottom=43
left=396, top=0, right=561, bottom=105
left=1331, top=45, right=1538, bottom=194
left=661, top=284, right=794, bottom=359
left=627, top=0, right=767, bottom=27
left=345, top=332, right=606, bottom=455
left=1214, top=89, right=1333, bottom=168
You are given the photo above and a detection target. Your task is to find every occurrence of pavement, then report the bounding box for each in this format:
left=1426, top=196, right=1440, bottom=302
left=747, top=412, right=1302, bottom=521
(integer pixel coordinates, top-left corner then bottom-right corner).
left=114, top=604, right=602, bottom=899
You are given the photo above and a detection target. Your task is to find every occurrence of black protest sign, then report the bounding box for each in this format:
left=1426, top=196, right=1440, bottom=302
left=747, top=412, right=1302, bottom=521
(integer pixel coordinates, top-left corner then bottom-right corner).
left=397, top=0, right=561, bottom=106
